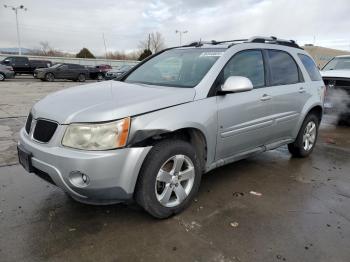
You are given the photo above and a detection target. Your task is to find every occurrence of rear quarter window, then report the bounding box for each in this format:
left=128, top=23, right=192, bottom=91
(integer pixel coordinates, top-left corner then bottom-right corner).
left=267, top=50, right=300, bottom=85
left=298, top=54, right=322, bottom=81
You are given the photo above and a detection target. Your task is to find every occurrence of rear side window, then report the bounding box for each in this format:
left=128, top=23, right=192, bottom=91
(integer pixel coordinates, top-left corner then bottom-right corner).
left=223, top=50, right=265, bottom=88
left=14, top=57, right=27, bottom=63
left=298, top=54, right=322, bottom=81
left=267, top=50, right=300, bottom=85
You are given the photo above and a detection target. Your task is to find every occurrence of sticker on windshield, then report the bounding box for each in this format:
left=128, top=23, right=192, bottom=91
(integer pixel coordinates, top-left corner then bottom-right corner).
left=199, top=52, right=224, bottom=57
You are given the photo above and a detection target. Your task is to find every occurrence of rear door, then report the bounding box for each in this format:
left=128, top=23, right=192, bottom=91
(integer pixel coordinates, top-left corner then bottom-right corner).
left=68, top=64, right=82, bottom=79
left=216, top=49, right=274, bottom=160
left=263, top=49, right=309, bottom=143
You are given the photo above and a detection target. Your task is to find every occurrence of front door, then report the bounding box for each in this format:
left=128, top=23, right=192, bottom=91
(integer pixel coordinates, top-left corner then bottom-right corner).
left=216, top=49, right=273, bottom=160
left=56, top=64, right=69, bottom=79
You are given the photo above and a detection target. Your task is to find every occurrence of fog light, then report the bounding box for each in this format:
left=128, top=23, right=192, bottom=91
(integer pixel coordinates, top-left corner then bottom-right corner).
left=69, top=171, right=90, bottom=187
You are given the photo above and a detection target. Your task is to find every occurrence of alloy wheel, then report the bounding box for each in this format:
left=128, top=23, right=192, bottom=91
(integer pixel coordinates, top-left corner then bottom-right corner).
left=303, top=121, right=316, bottom=151
left=155, top=154, right=195, bottom=208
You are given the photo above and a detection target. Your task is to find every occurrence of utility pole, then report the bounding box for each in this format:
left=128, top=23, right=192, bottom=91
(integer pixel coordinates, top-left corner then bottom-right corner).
left=3, top=4, right=27, bottom=55
left=175, top=30, right=188, bottom=46
left=102, top=33, right=108, bottom=61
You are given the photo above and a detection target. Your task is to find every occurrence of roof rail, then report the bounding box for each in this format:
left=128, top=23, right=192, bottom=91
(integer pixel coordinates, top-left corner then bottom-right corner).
left=184, top=39, right=248, bottom=48
left=248, top=36, right=302, bottom=49
left=181, top=36, right=303, bottom=49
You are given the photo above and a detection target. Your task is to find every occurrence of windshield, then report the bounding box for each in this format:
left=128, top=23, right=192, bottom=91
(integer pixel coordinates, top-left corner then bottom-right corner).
left=50, top=63, right=63, bottom=68
left=124, top=48, right=224, bottom=88
left=120, top=65, right=132, bottom=70
left=323, top=57, right=350, bottom=71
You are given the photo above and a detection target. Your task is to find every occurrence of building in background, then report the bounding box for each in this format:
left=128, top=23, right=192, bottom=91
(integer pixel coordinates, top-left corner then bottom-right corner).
left=302, top=44, right=350, bottom=69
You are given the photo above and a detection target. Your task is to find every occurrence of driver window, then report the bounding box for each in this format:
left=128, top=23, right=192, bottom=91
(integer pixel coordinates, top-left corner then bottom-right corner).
left=223, top=50, right=265, bottom=88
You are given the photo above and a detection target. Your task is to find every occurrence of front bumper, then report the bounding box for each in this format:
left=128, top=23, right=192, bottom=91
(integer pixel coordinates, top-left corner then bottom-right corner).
left=18, top=128, right=151, bottom=204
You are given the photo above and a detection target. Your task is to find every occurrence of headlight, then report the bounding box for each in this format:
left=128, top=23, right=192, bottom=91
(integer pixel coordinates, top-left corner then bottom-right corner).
left=62, top=117, right=130, bottom=150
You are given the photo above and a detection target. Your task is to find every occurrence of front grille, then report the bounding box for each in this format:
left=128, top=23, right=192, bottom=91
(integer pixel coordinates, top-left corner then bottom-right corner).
left=25, top=113, right=32, bottom=134
left=33, top=119, right=58, bottom=143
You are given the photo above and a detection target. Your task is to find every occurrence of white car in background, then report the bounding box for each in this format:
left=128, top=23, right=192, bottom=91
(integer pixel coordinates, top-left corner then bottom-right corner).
left=321, top=55, right=350, bottom=124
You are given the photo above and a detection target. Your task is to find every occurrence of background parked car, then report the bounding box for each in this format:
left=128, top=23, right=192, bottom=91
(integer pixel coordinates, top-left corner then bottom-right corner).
left=87, top=64, right=112, bottom=80
left=104, top=64, right=134, bottom=80
left=321, top=55, right=350, bottom=124
left=0, top=64, right=15, bottom=81
left=0, top=56, right=52, bottom=76
left=34, top=63, right=89, bottom=82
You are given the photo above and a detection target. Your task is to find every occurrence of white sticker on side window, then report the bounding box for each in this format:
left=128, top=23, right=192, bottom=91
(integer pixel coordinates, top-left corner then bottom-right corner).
left=199, top=52, right=224, bottom=57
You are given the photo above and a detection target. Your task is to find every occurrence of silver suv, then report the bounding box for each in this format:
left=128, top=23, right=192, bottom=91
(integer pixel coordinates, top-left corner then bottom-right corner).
left=18, top=36, right=325, bottom=218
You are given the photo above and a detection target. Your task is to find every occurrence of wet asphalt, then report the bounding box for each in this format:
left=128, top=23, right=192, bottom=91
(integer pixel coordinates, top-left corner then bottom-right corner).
left=0, top=78, right=350, bottom=262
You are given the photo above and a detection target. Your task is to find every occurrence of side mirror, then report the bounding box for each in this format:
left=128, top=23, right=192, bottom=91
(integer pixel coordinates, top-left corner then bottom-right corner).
left=219, top=76, right=253, bottom=94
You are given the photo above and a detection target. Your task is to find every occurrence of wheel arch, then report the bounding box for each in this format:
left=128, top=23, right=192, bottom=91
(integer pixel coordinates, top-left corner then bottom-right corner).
left=129, top=127, right=208, bottom=172
left=307, top=105, right=323, bottom=123
left=293, top=104, right=323, bottom=139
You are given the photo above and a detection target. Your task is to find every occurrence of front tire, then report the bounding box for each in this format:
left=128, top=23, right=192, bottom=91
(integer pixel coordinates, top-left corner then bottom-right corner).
left=288, top=113, right=319, bottom=157
left=45, top=73, right=54, bottom=82
left=135, top=139, right=202, bottom=219
left=0, top=73, right=5, bottom=81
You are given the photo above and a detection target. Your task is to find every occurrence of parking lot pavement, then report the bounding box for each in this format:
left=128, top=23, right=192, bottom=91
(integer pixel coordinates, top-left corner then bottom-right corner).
left=1, top=79, right=350, bottom=262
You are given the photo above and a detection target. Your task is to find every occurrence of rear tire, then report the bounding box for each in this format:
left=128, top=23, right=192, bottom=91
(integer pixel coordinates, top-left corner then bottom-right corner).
left=45, top=73, right=54, bottom=82
left=135, top=139, right=202, bottom=219
left=288, top=113, right=319, bottom=157
left=78, top=74, right=86, bottom=82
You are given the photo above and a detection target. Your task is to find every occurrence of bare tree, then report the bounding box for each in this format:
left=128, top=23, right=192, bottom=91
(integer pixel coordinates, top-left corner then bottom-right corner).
left=139, top=32, right=166, bottom=54
left=105, top=50, right=141, bottom=61
left=30, top=41, right=68, bottom=57
left=39, top=41, right=51, bottom=56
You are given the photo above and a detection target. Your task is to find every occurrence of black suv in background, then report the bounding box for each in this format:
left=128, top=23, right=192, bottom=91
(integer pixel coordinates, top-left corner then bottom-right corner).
left=34, top=63, right=89, bottom=82
left=1, top=56, right=52, bottom=75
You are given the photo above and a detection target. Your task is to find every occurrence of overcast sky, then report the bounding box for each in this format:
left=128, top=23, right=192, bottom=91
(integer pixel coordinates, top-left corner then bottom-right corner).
left=0, top=0, right=350, bottom=55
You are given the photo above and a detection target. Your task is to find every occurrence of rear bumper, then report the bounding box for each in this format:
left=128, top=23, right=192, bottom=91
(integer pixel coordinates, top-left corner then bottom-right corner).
left=18, top=128, right=151, bottom=204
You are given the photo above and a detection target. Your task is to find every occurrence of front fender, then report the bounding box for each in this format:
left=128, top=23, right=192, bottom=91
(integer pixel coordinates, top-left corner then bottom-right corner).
left=128, top=97, right=218, bottom=168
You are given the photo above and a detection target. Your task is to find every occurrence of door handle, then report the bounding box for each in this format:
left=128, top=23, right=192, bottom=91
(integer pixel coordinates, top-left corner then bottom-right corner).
left=260, top=94, right=272, bottom=101
left=299, top=87, right=306, bottom=93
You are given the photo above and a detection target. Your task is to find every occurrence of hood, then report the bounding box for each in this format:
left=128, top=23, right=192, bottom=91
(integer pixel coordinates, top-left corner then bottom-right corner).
left=32, top=80, right=196, bottom=124
left=321, top=70, right=350, bottom=79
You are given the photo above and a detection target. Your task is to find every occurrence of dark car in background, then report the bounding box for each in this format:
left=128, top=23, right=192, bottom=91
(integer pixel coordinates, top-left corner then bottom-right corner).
left=0, top=64, right=15, bottom=81
left=104, top=64, right=134, bottom=80
left=87, top=64, right=112, bottom=80
left=1, top=56, right=52, bottom=75
left=34, top=63, right=89, bottom=82
left=321, top=55, right=350, bottom=124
